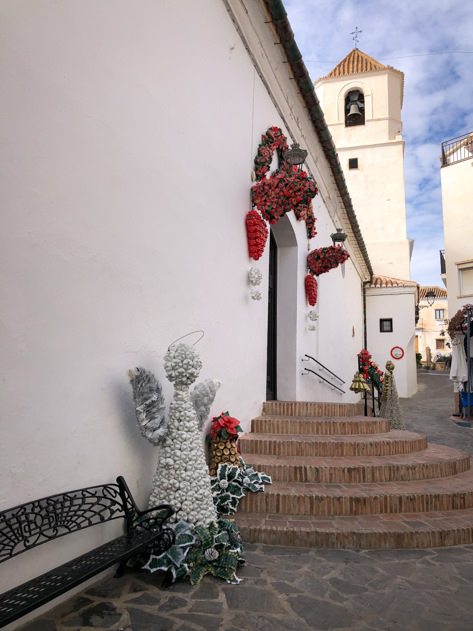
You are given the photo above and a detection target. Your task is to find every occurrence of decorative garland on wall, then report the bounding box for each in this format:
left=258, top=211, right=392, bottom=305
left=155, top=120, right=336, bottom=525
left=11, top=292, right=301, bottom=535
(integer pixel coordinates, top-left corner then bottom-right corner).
left=245, top=209, right=268, bottom=261
left=251, top=127, right=318, bottom=240
left=305, top=274, right=318, bottom=306
left=245, top=127, right=319, bottom=264
left=307, top=245, right=350, bottom=276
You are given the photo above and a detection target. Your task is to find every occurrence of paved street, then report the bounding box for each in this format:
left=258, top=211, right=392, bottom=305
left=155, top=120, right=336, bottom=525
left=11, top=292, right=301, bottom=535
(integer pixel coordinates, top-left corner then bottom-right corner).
left=18, top=371, right=473, bottom=631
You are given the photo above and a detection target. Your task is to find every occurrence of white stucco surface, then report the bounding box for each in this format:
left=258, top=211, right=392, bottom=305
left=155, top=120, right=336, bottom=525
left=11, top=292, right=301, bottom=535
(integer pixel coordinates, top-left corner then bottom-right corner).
left=0, top=0, right=368, bottom=602
left=441, top=155, right=473, bottom=317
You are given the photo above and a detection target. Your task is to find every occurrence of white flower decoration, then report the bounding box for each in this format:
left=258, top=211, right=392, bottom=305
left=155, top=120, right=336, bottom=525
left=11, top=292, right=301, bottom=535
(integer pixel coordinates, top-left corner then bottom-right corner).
left=308, top=310, right=319, bottom=321
left=248, top=267, right=263, bottom=286
left=250, top=289, right=262, bottom=301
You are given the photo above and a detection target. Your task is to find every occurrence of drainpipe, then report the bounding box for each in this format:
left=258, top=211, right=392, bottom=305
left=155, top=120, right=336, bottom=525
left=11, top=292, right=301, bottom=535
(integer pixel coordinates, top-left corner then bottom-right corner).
left=362, top=280, right=370, bottom=350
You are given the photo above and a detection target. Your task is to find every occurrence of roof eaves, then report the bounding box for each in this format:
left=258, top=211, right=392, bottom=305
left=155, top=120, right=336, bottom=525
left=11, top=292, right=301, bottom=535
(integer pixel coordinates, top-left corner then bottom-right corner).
left=262, top=0, right=373, bottom=279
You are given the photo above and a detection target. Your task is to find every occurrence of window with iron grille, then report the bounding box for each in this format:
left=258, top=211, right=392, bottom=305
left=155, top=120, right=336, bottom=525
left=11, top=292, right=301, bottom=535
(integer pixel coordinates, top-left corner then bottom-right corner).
left=434, top=309, right=445, bottom=320
left=380, top=318, right=393, bottom=333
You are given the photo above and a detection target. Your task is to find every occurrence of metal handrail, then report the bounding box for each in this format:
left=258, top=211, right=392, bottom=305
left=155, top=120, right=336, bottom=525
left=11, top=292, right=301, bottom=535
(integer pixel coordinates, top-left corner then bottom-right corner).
left=302, top=354, right=346, bottom=384
left=301, top=366, right=345, bottom=394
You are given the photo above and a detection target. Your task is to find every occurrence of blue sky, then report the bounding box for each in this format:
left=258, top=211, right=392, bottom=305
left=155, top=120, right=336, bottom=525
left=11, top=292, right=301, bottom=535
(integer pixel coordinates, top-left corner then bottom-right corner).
left=284, top=0, right=473, bottom=287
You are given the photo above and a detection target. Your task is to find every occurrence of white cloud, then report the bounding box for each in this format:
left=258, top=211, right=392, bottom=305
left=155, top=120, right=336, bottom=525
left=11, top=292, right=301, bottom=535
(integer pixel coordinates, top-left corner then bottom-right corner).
left=284, top=0, right=473, bottom=286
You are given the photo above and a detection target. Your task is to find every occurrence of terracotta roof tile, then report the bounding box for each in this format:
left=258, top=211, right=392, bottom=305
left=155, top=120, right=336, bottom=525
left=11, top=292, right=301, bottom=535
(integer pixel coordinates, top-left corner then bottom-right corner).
left=369, top=275, right=418, bottom=288
left=419, top=286, right=447, bottom=299
left=326, top=48, right=386, bottom=78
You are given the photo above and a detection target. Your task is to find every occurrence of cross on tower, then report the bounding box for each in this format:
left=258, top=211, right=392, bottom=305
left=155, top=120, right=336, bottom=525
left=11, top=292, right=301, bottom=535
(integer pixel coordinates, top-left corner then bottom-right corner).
left=350, top=26, right=362, bottom=48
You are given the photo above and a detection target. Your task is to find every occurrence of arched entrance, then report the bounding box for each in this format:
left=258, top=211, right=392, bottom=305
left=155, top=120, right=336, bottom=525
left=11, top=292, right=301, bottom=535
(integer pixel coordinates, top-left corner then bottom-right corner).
left=266, top=216, right=298, bottom=401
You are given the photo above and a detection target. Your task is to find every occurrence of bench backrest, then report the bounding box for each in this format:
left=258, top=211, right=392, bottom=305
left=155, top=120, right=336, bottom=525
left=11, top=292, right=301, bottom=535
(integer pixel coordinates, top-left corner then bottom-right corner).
left=0, top=477, right=136, bottom=564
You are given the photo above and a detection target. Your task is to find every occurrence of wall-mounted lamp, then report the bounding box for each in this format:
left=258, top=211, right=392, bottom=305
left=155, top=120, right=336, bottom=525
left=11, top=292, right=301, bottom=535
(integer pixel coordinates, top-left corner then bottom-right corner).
left=283, top=143, right=308, bottom=167
left=330, top=228, right=347, bottom=247
left=417, top=290, right=436, bottom=321
left=426, top=290, right=435, bottom=307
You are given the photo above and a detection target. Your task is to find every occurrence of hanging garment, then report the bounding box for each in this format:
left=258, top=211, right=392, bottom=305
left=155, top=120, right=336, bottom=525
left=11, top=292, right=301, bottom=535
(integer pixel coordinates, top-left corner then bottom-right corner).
left=450, top=333, right=468, bottom=384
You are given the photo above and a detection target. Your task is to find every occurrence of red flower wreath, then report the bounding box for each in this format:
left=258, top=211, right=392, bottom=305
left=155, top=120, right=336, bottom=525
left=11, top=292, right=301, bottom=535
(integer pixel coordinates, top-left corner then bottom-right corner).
left=251, top=127, right=318, bottom=239
left=246, top=209, right=268, bottom=260
left=307, top=245, right=350, bottom=276
left=305, top=274, right=318, bottom=306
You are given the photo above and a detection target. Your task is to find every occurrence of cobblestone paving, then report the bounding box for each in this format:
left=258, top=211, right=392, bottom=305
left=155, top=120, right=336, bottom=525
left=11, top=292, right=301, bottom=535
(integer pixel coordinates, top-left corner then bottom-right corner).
left=18, top=371, right=473, bottom=631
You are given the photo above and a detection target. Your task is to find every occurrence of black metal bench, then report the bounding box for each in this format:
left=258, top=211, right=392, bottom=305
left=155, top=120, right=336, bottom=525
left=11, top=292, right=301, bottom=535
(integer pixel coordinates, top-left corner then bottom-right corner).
left=0, top=476, right=175, bottom=628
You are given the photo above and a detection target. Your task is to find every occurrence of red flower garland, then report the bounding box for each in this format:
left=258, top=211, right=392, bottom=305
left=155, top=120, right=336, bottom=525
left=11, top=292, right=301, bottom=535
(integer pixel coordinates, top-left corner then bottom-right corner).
left=251, top=127, right=318, bottom=239
left=246, top=209, right=268, bottom=261
left=305, top=274, right=318, bottom=306
left=307, top=245, right=350, bottom=276
left=252, top=169, right=317, bottom=227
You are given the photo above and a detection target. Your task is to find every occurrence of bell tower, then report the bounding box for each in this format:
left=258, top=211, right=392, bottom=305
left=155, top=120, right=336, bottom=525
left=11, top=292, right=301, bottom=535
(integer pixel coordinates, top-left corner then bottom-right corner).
left=315, top=48, right=411, bottom=280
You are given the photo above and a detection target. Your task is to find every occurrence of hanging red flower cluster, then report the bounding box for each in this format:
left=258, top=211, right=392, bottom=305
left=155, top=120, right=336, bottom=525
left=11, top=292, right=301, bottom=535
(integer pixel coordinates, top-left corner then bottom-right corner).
left=246, top=209, right=268, bottom=261
left=251, top=169, right=317, bottom=234
left=357, top=349, right=384, bottom=385
left=251, top=127, right=318, bottom=240
left=307, top=245, right=350, bottom=276
left=305, top=274, right=318, bottom=306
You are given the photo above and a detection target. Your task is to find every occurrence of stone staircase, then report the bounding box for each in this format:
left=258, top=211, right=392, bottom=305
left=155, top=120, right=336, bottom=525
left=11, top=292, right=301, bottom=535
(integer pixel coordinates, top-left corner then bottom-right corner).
left=235, top=401, right=473, bottom=549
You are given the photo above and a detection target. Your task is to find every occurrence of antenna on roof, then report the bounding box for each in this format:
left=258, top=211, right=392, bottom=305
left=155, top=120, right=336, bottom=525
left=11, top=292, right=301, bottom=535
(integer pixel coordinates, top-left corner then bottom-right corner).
left=350, top=26, right=362, bottom=48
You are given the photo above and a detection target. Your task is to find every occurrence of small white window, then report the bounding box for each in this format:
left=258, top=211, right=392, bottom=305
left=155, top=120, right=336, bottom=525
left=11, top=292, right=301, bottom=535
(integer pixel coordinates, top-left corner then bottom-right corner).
left=457, top=260, right=473, bottom=296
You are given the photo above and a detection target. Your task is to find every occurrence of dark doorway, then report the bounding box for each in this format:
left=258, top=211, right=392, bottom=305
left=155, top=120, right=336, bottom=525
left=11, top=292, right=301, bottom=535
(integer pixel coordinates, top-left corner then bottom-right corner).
left=266, top=231, right=277, bottom=400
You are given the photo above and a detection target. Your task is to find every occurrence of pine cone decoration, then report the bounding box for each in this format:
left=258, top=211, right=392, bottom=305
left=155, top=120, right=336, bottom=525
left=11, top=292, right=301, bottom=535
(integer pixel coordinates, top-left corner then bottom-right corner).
left=209, top=438, right=242, bottom=477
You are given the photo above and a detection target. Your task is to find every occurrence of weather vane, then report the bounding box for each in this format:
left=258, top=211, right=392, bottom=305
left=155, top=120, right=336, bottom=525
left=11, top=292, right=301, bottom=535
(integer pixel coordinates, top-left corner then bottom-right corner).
left=350, top=26, right=362, bottom=48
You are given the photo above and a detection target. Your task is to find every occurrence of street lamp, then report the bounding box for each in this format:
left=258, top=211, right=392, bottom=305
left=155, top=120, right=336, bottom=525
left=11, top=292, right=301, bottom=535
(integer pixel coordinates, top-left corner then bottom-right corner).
left=426, top=290, right=435, bottom=307
left=283, top=143, right=308, bottom=167
left=330, top=228, right=347, bottom=247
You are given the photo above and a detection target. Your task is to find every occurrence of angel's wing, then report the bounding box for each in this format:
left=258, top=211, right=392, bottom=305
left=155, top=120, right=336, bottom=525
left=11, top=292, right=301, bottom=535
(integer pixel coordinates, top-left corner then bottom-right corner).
left=127, top=367, right=167, bottom=445
left=190, top=378, right=221, bottom=430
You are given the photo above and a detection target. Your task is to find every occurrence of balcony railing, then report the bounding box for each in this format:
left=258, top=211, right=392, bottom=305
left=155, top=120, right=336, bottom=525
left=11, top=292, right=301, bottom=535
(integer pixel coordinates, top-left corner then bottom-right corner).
left=441, top=131, right=473, bottom=166
left=440, top=249, right=446, bottom=275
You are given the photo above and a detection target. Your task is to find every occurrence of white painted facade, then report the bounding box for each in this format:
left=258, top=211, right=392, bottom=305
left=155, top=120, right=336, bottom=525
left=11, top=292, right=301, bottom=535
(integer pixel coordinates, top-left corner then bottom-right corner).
left=440, top=137, right=473, bottom=318
left=0, top=0, right=370, bottom=609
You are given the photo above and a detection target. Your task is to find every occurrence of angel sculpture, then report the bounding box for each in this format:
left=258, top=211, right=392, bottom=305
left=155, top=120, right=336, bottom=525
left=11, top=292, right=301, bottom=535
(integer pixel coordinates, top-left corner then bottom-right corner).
left=127, top=342, right=220, bottom=527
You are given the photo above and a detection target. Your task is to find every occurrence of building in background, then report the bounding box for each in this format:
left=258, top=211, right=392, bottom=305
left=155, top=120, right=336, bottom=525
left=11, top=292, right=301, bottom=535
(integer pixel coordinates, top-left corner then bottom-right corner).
left=315, top=48, right=417, bottom=396
left=440, top=130, right=473, bottom=318
left=415, top=286, right=450, bottom=366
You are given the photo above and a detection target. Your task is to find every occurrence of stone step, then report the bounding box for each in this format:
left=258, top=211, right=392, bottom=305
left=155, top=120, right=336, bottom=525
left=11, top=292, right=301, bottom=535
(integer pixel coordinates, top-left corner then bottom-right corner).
left=241, top=444, right=471, bottom=483
left=251, top=415, right=390, bottom=436
left=239, top=467, right=473, bottom=516
left=238, top=430, right=427, bottom=458
left=235, top=508, right=473, bottom=549
left=262, top=401, right=365, bottom=418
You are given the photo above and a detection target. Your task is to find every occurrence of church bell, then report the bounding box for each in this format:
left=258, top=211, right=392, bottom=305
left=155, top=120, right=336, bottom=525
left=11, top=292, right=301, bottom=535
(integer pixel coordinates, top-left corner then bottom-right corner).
left=347, top=103, right=362, bottom=119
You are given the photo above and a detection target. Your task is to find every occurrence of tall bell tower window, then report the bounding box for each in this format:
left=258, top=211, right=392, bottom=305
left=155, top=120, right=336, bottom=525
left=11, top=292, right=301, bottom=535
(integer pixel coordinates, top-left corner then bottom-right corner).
left=345, top=90, right=365, bottom=127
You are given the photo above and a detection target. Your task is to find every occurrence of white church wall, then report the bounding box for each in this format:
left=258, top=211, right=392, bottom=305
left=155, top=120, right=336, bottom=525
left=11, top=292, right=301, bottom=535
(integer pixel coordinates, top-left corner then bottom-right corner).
left=0, top=0, right=367, bottom=600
